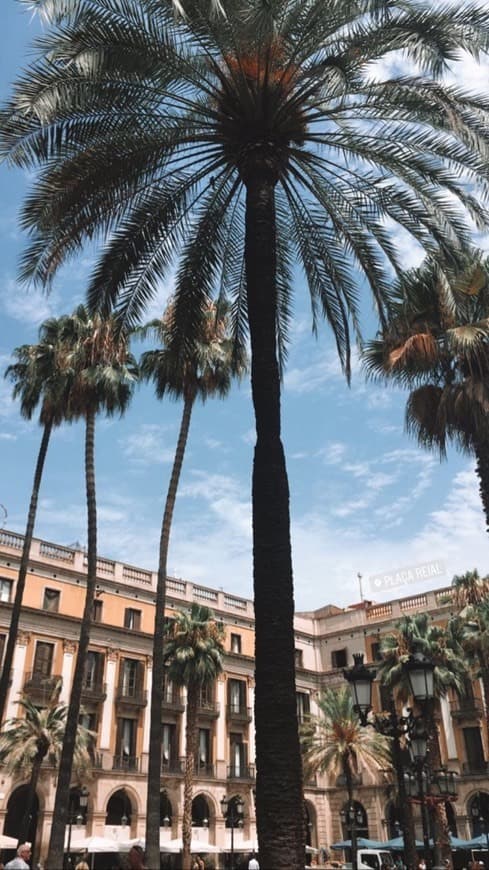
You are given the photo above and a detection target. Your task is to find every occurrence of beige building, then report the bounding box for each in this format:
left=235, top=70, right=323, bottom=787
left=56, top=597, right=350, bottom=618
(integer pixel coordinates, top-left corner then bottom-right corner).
left=0, top=528, right=487, bottom=863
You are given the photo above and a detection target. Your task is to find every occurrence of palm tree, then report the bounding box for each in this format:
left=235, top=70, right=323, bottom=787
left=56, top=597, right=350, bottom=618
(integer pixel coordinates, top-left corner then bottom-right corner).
left=5, top=5, right=489, bottom=864
left=0, top=316, right=78, bottom=725
left=301, top=687, right=390, bottom=859
left=379, top=614, right=468, bottom=866
left=0, top=682, right=93, bottom=848
left=164, top=604, right=224, bottom=870
left=363, top=256, right=489, bottom=532
left=140, top=301, right=245, bottom=869
left=46, top=306, right=138, bottom=870
left=451, top=569, right=489, bottom=611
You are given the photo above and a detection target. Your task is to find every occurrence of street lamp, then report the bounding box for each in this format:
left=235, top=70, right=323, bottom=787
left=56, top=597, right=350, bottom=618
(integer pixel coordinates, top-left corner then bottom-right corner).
left=340, top=804, right=363, bottom=870
left=65, top=787, right=89, bottom=869
left=221, top=794, right=244, bottom=870
left=471, top=803, right=489, bottom=854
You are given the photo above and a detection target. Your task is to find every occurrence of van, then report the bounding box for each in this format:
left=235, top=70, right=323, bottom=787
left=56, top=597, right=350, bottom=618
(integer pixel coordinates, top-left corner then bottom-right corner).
left=342, top=849, right=395, bottom=870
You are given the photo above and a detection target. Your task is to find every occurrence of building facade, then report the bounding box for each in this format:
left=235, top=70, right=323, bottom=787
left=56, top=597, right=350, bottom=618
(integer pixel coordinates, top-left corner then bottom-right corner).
left=0, top=528, right=487, bottom=863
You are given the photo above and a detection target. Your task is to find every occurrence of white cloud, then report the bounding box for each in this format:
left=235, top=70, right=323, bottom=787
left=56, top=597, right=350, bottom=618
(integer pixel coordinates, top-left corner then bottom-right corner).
left=119, top=423, right=176, bottom=465
left=0, top=278, right=60, bottom=327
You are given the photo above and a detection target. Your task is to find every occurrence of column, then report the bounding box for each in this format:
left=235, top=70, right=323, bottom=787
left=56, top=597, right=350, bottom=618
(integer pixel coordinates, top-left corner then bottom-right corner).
left=100, top=649, right=118, bottom=752
left=440, top=694, right=457, bottom=758
left=248, top=681, right=255, bottom=765
left=142, top=656, right=152, bottom=753
left=60, top=640, right=77, bottom=704
left=6, top=631, right=30, bottom=720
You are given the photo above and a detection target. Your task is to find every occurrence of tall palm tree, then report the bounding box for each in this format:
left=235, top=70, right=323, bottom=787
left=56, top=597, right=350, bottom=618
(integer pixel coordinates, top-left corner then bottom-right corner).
left=0, top=682, right=93, bottom=848
left=140, top=301, right=245, bottom=869
left=0, top=318, right=76, bottom=725
left=5, top=5, right=489, bottom=864
left=46, top=306, right=138, bottom=870
left=363, top=256, right=489, bottom=532
left=164, top=604, right=224, bottom=870
left=300, top=687, right=390, bottom=856
left=379, top=614, right=468, bottom=866
left=451, top=569, right=489, bottom=611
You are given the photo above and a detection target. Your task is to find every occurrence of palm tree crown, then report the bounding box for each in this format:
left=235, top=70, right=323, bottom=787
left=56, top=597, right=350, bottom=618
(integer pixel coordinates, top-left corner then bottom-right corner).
left=300, top=687, right=390, bottom=785
left=5, top=2, right=489, bottom=356
left=164, top=603, right=225, bottom=688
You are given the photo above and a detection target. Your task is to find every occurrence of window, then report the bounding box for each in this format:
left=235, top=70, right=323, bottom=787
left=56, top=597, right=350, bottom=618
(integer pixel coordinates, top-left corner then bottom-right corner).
left=116, top=718, right=137, bottom=766
left=370, top=642, right=382, bottom=662
left=230, top=633, right=242, bottom=654
left=42, top=588, right=60, bottom=612
left=120, top=658, right=142, bottom=698
left=0, top=579, right=12, bottom=603
left=294, top=649, right=304, bottom=669
left=463, top=727, right=486, bottom=773
left=0, top=635, right=5, bottom=664
left=33, top=642, right=54, bottom=676
left=196, top=728, right=211, bottom=770
left=79, top=711, right=98, bottom=734
left=161, top=723, right=177, bottom=768
left=84, top=651, right=104, bottom=691
left=92, top=599, right=103, bottom=623
left=198, top=683, right=214, bottom=709
left=124, top=608, right=141, bottom=631
left=229, top=733, right=246, bottom=778
left=228, top=679, right=246, bottom=714
left=296, top=692, right=310, bottom=724
left=331, top=648, right=347, bottom=669
left=162, top=669, right=175, bottom=704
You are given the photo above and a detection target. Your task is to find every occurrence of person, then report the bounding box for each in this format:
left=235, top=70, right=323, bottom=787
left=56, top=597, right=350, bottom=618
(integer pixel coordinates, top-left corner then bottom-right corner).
left=198, top=859, right=205, bottom=870
left=248, top=853, right=260, bottom=870
left=418, top=861, right=426, bottom=870
left=191, top=860, right=200, bottom=870
left=75, top=862, right=89, bottom=870
left=5, top=844, right=31, bottom=870
left=127, top=845, right=146, bottom=870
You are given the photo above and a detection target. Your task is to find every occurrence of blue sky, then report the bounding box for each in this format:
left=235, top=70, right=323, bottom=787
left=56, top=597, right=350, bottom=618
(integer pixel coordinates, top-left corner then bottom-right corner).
left=1, top=1, right=488, bottom=611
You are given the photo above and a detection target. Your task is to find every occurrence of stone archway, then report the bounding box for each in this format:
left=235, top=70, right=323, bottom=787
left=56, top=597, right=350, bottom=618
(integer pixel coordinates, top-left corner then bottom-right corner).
left=4, top=785, right=39, bottom=847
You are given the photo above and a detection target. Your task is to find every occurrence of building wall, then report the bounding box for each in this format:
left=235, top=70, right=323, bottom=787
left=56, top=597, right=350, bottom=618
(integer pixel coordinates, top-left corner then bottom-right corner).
left=0, top=528, right=487, bottom=861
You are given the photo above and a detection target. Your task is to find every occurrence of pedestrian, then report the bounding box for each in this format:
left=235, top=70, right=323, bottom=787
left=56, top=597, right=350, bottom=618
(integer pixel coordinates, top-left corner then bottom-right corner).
left=5, top=844, right=32, bottom=870
left=127, top=845, right=146, bottom=870
left=248, top=853, right=260, bottom=870
left=418, top=860, right=426, bottom=870
left=75, top=861, right=89, bottom=870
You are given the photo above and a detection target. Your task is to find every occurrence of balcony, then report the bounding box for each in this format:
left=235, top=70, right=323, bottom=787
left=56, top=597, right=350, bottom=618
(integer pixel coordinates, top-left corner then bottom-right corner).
left=194, top=762, right=216, bottom=778
left=197, top=700, right=220, bottom=719
left=81, top=678, right=107, bottom=703
left=23, top=671, right=62, bottom=700
left=115, top=684, right=147, bottom=707
left=461, top=762, right=489, bottom=776
left=112, top=754, right=141, bottom=772
left=450, top=696, right=483, bottom=719
left=226, top=704, right=252, bottom=724
left=161, top=687, right=185, bottom=713
left=161, top=758, right=184, bottom=776
left=227, top=764, right=256, bottom=781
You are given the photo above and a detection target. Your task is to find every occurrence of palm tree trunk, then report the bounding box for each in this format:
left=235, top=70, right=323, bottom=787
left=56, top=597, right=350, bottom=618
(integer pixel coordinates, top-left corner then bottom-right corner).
left=47, top=411, right=97, bottom=870
left=474, top=437, right=489, bottom=534
left=145, top=393, right=195, bottom=870
left=424, top=699, right=450, bottom=867
left=480, top=664, right=489, bottom=741
left=19, top=747, right=45, bottom=845
left=343, top=757, right=358, bottom=870
left=182, top=684, right=198, bottom=870
left=0, top=420, right=53, bottom=723
left=391, top=734, right=418, bottom=870
left=244, top=169, right=304, bottom=869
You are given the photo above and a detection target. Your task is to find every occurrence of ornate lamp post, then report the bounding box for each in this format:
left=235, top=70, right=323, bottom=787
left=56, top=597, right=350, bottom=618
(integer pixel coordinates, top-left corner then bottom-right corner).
left=221, top=794, right=244, bottom=870
left=340, top=804, right=364, bottom=870
left=343, top=651, right=454, bottom=870
left=65, top=786, right=89, bottom=869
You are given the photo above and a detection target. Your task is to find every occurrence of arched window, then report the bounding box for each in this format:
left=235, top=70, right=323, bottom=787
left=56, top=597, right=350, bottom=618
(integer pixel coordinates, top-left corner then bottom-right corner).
left=5, top=786, right=39, bottom=845
left=106, top=789, right=132, bottom=826
left=160, top=792, right=172, bottom=827
left=469, top=792, right=489, bottom=836
left=192, top=795, right=210, bottom=828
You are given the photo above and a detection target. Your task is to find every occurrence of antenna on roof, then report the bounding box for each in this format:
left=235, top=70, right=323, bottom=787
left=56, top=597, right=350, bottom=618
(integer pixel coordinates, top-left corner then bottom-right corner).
left=357, top=572, right=364, bottom=602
